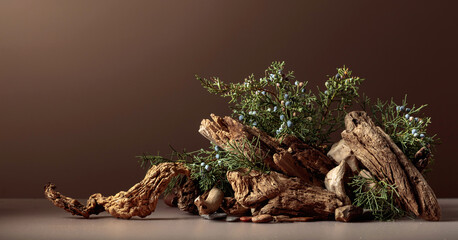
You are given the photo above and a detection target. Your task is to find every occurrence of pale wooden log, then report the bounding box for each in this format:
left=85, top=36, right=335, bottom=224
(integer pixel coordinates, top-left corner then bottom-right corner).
left=341, top=111, right=440, bottom=221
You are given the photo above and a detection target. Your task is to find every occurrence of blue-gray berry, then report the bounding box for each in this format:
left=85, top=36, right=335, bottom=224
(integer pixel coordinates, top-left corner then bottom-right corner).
left=400, top=106, right=405, bottom=111
left=273, top=106, right=278, bottom=112
left=284, top=94, right=289, bottom=100
left=295, top=81, right=299, bottom=86
left=261, top=91, right=266, bottom=95
left=239, top=115, right=244, bottom=121
left=205, top=165, right=211, bottom=171
left=252, top=122, right=257, bottom=127
left=412, top=129, right=417, bottom=134
left=405, top=114, right=410, bottom=119
left=215, top=154, right=220, bottom=159
left=215, top=146, right=220, bottom=151
left=201, top=162, right=205, bottom=167
left=285, top=101, right=291, bottom=106
left=415, top=117, right=419, bottom=122
left=287, top=120, right=293, bottom=128
left=335, top=73, right=341, bottom=79
left=420, top=133, right=425, bottom=138
left=396, top=106, right=400, bottom=111
left=413, top=133, right=419, bottom=138
left=280, top=115, right=285, bottom=121
left=406, top=108, right=411, bottom=112
left=324, top=90, right=328, bottom=95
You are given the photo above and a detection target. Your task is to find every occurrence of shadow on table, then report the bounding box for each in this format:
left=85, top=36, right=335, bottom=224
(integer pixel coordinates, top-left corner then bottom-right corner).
left=66, top=216, right=199, bottom=221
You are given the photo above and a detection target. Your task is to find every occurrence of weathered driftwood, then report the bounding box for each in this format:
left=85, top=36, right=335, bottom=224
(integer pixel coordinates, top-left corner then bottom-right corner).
left=335, top=205, right=363, bottom=222
left=341, top=111, right=440, bottom=221
left=44, top=162, right=189, bottom=219
left=221, top=197, right=250, bottom=216
left=194, top=187, right=224, bottom=215
left=176, top=178, right=200, bottom=214
left=227, top=169, right=343, bottom=219
left=199, top=114, right=335, bottom=186
left=413, top=146, right=430, bottom=173
left=324, top=159, right=352, bottom=205
left=327, top=139, right=360, bottom=174
left=273, top=215, right=316, bottom=222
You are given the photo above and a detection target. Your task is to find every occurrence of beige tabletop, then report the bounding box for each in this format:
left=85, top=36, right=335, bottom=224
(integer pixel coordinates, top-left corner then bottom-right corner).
left=0, top=198, right=457, bottom=240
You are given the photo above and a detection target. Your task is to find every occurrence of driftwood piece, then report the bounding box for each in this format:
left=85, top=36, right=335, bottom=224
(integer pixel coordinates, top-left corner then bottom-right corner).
left=335, top=205, right=364, bottom=222
left=44, top=162, right=189, bottom=219
left=324, top=160, right=352, bottom=205
left=199, top=114, right=335, bottom=186
left=176, top=178, right=200, bottom=214
left=273, top=215, right=316, bottom=222
left=194, top=187, right=224, bottom=215
left=227, top=169, right=343, bottom=219
left=341, top=111, right=440, bottom=221
left=221, top=197, right=251, bottom=216
left=327, top=139, right=360, bottom=174
left=413, top=146, right=430, bottom=173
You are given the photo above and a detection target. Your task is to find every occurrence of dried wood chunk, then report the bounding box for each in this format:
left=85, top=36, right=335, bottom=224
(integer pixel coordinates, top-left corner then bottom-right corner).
left=176, top=178, right=200, bottom=214
left=324, top=160, right=352, bottom=205
left=335, top=205, right=363, bottom=222
left=44, top=162, right=189, bottom=219
left=194, top=187, right=224, bottom=215
left=221, top=197, right=250, bottom=216
left=327, top=139, right=360, bottom=174
left=341, top=111, right=440, bottom=221
left=199, top=114, right=335, bottom=185
left=227, top=169, right=343, bottom=219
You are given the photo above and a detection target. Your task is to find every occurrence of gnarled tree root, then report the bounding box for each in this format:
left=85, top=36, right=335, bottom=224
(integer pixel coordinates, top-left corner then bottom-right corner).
left=44, top=162, right=189, bottom=219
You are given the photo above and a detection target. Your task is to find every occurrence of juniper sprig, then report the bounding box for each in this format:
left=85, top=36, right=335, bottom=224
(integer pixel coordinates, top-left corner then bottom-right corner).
left=349, top=175, right=406, bottom=221
left=197, top=61, right=364, bottom=148
left=360, top=95, right=438, bottom=170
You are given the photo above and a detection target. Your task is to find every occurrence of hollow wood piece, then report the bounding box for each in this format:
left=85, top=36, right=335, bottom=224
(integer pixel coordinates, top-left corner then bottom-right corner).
left=341, top=111, right=440, bottom=221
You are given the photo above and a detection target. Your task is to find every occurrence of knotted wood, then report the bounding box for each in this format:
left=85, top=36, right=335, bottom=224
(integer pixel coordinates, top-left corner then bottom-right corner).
left=45, top=162, right=190, bottom=219
left=341, top=111, right=440, bottom=221
left=227, top=169, right=343, bottom=219
left=199, top=114, right=335, bottom=186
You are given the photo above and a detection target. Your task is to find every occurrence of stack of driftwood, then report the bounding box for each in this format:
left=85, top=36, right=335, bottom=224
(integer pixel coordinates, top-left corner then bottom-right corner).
left=44, top=111, right=440, bottom=222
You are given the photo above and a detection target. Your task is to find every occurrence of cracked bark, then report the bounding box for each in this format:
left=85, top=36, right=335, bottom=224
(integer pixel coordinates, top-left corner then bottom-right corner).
left=227, top=169, right=343, bottom=219
left=341, top=111, right=440, bottom=221
left=44, top=162, right=189, bottom=219
left=199, top=114, right=335, bottom=186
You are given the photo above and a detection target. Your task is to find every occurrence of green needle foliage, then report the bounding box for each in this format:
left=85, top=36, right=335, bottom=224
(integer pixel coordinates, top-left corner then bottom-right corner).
left=360, top=95, right=438, bottom=171
left=349, top=175, right=406, bottom=221
left=137, top=61, right=438, bottom=221
left=197, top=61, right=364, bottom=148
left=137, top=137, right=269, bottom=196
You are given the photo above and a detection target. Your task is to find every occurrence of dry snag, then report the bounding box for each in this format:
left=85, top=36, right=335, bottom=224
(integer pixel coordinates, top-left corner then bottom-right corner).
left=44, top=162, right=189, bottom=219
left=199, top=114, right=335, bottom=186
left=341, top=111, right=440, bottom=221
left=227, top=169, right=343, bottom=219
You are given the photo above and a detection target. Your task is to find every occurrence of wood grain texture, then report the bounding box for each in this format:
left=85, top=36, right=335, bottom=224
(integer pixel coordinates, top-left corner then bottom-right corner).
left=199, top=114, right=335, bottom=185
left=341, top=111, right=440, bottom=221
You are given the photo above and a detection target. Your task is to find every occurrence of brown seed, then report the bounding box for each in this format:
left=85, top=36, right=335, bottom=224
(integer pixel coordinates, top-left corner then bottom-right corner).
left=240, top=216, right=252, bottom=222
left=252, top=214, right=273, bottom=223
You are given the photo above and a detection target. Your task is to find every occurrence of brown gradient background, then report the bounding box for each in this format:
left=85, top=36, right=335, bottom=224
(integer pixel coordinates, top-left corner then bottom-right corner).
left=0, top=0, right=457, bottom=198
